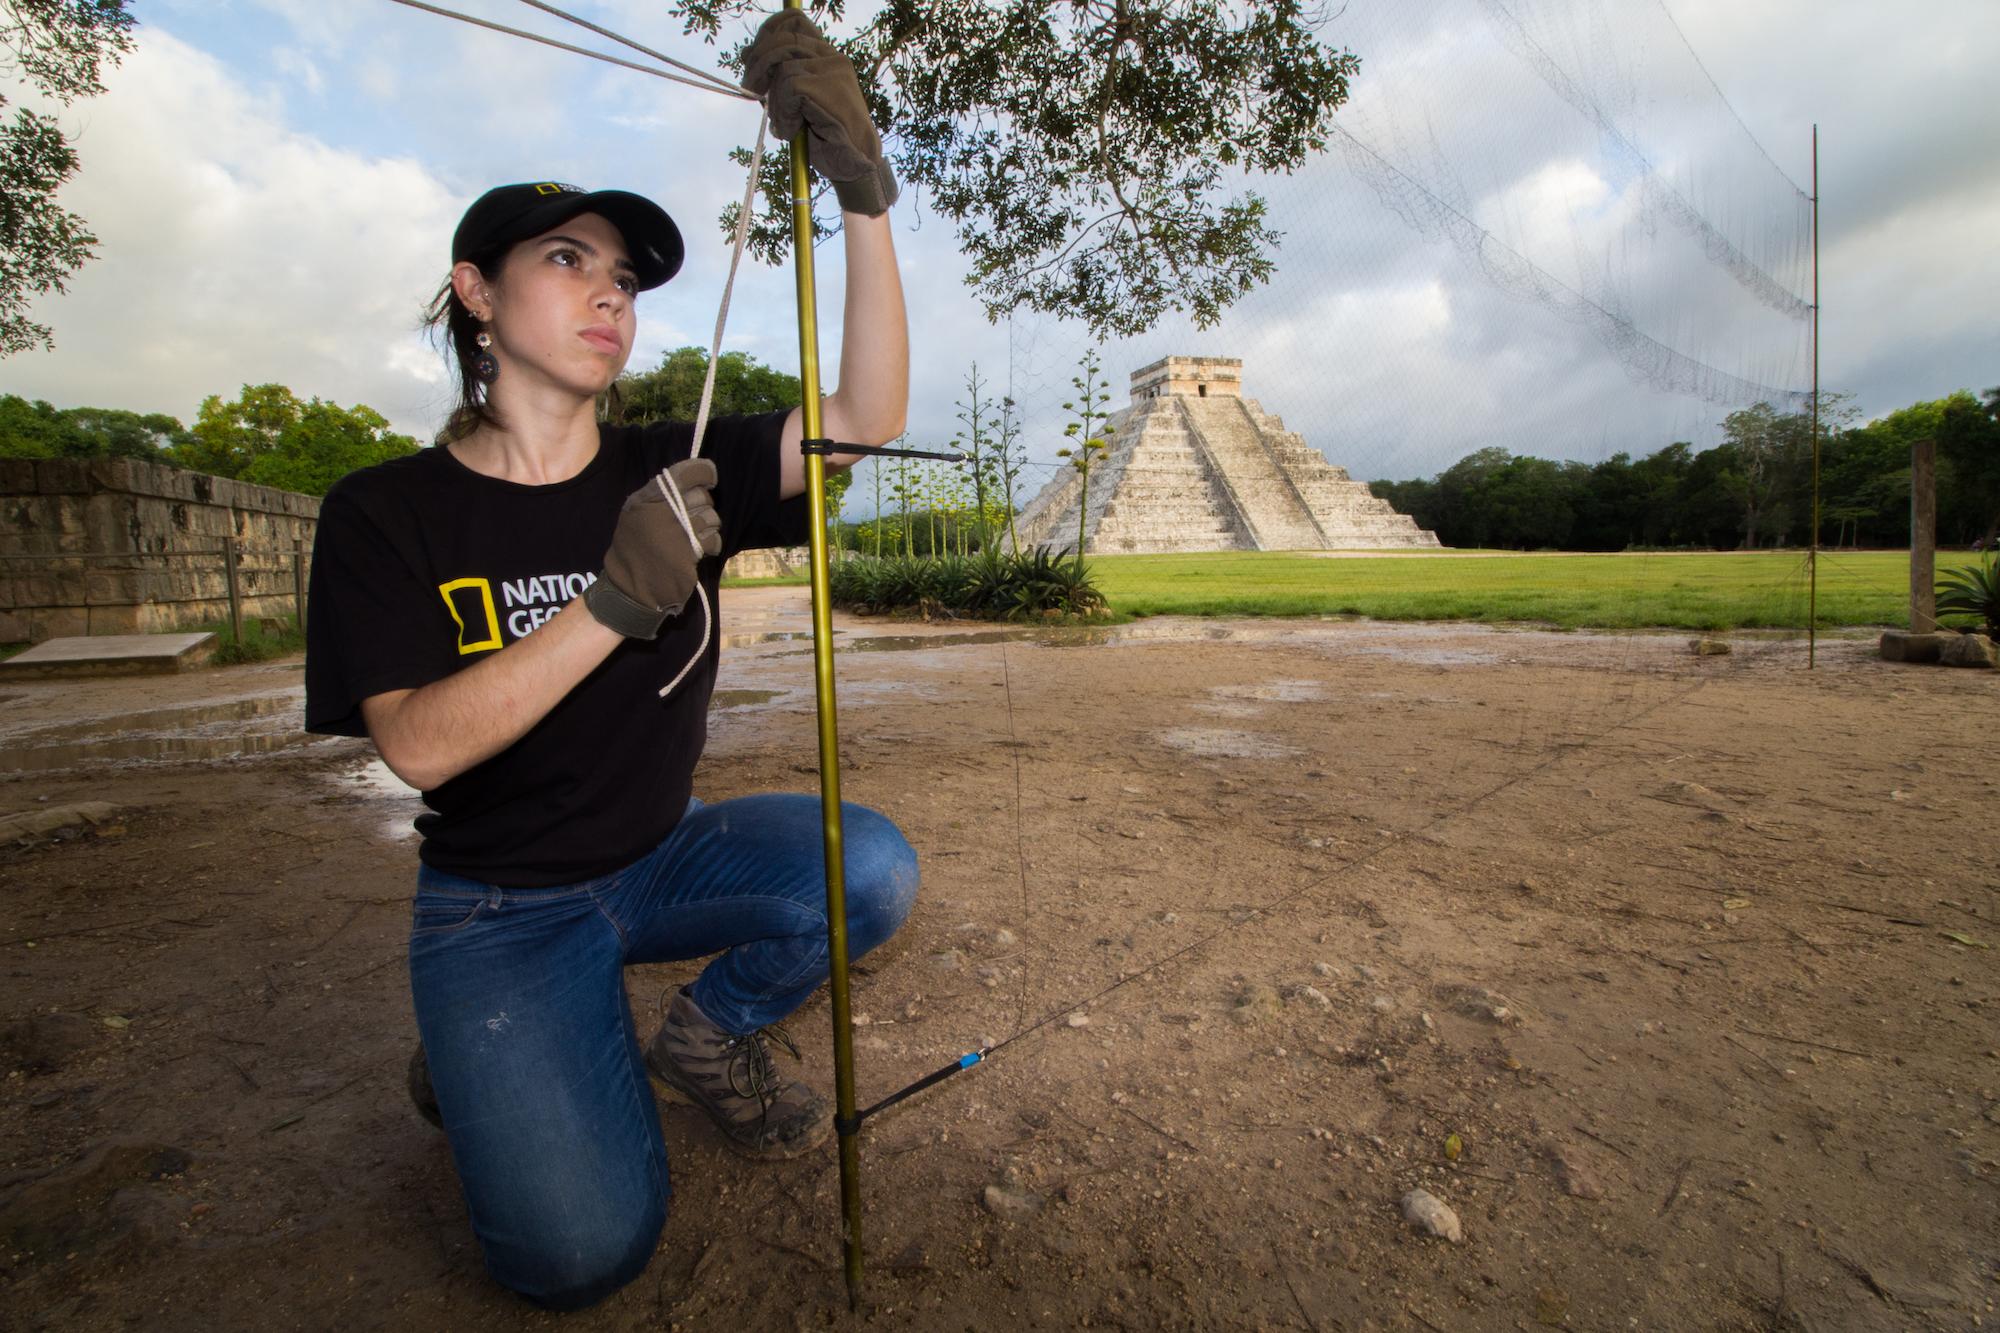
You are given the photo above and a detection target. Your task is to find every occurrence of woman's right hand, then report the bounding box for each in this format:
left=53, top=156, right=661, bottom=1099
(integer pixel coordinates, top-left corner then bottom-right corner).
left=583, top=459, right=724, bottom=639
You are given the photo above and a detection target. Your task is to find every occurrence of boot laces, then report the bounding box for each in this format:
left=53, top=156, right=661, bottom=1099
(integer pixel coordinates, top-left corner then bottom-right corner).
left=725, top=1022, right=801, bottom=1106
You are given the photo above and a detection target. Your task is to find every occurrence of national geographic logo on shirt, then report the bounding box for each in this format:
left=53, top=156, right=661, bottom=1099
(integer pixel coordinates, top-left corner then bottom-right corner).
left=437, top=572, right=597, bottom=654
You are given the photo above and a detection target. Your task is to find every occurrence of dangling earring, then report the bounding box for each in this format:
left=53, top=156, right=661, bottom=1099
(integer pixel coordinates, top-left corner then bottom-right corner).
left=472, top=329, right=499, bottom=383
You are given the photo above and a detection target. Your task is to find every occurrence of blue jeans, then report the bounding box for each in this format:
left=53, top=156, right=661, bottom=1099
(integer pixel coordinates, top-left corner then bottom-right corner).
left=407, top=794, right=918, bottom=1311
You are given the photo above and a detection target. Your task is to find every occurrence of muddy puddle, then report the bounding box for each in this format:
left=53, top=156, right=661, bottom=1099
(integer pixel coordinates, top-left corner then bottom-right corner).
left=1156, top=726, right=1301, bottom=759
left=717, top=631, right=815, bottom=650
left=0, top=692, right=316, bottom=775
left=340, top=758, right=426, bottom=842
left=710, top=688, right=788, bottom=709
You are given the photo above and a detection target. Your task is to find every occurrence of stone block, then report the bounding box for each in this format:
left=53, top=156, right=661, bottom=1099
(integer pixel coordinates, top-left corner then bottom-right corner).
left=0, top=458, right=36, bottom=493
left=85, top=570, right=145, bottom=603
left=1939, top=633, right=1998, bottom=669
left=34, top=459, right=86, bottom=495
left=83, top=497, right=141, bottom=555
left=86, top=457, right=138, bottom=493
left=1879, top=630, right=1952, bottom=663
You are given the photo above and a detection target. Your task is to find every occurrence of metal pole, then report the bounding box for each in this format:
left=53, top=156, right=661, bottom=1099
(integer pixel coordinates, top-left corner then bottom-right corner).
left=1808, top=124, right=1820, bottom=669
left=781, top=0, right=865, bottom=1306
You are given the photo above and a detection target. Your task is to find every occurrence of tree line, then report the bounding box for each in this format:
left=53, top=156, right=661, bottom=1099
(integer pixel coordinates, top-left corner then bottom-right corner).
left=1369, top=390, right=2000, bottom=551
left=0, top=386, right=420, bottom=496
left=0, top=346, right=812, bottom=498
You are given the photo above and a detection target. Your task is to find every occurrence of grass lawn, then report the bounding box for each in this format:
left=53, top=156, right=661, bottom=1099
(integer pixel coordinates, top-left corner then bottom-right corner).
left=1081, top=549, right=1988, bottom=631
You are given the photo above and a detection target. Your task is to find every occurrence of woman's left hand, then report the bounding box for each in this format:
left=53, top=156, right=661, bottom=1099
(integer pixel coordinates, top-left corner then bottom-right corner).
left=741, top=10, right=899, bottom=217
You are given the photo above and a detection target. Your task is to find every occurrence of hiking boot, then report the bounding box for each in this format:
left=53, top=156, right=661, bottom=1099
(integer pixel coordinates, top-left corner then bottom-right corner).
left=408, top=1042, right=443, bottom=1129
left=644, top=989, right=829, bottom=1160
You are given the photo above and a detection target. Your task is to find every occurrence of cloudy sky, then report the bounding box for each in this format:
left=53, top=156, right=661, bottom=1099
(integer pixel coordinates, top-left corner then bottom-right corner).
left=3, top=0, right=1994, bottom=494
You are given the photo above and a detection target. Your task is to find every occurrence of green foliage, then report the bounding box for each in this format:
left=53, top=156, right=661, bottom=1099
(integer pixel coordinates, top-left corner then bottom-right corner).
left=608, top=346, right=801, bottom=424
left=0, top=0, right=137, bottom=355
left=1936, top=387, right=2000, bottom=546
left=1368, top=389, right=2000, bottom=553
left=0, top=393, right=186, bottom=458
left=174, top=384, right=418, bottom=495
left=1935, top=552, right=2000, bottom=639
left=705, top=0, right=1357, bottom=339
left=202, top=613, right=306, bottom=666
left=830, top=546, right=1105, bottom=619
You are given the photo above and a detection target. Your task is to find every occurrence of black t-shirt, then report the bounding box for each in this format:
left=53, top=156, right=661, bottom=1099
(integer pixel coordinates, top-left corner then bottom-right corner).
left=304, top=412, right=807, bottom=887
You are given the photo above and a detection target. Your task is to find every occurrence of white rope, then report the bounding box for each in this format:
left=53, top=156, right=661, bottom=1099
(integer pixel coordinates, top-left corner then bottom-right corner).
left=513, top=0, right=748, bottom=98
left=384, top=0, right=758, bottom=101
left=657, top=110, right=771, bottom=700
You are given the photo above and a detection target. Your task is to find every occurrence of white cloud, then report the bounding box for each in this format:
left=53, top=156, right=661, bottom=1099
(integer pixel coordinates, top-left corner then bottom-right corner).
left=6, top=31, right=461, bottom=435
left=6, top=0, right=1994, bottom=489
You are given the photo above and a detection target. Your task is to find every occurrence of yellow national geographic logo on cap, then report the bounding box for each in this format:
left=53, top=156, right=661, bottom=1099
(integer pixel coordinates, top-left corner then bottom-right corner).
left=437, top=578, right=503, bottom=655
left=534, top=182, right=584, bottom=196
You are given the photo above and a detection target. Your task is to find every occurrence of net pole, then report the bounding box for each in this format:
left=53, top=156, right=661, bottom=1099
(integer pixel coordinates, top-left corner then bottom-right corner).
left=1808, top=124, right=1821, bottom=669
left=781, top=0, right=865, bottom=1308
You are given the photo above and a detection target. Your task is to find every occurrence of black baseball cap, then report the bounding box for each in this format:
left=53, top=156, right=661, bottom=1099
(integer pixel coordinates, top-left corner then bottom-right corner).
left=451, top=182, right=684, bottom=290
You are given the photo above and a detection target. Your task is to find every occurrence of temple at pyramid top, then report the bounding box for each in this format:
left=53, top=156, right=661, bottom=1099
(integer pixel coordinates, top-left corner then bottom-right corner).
left=1130, top=355, right=1243, bottom=401
left=1014, top=358, right=1440, bottom=554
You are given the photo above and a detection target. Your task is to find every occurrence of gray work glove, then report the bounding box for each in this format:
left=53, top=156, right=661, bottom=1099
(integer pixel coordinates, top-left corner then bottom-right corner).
left=584, top=459, right=723, bottom=639
left=741, top=10, right=899, bottom=217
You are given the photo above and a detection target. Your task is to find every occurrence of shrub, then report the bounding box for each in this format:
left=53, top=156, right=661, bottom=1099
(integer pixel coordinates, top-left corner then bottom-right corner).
left=1935, top=553, right=2000, bottom=639
left=830, top=547, right=1106, bottom=619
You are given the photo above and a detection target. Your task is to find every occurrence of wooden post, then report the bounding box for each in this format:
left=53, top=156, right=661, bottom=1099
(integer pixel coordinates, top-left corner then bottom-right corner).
left=222, top=539, right=244, bottom=643
left=1910, top=437, right=1936, bottom=632
left=294, top=538, right=307, bottom=629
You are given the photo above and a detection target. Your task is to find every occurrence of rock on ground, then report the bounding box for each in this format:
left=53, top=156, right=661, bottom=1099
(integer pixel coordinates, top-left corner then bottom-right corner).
left=1400, top=1188, right=1463, bottom=1243
left=1879, top=630, right=1956, bottom=663
left=981, top=1184, right=1045, bottom=1222
left=1939, top=633, right=1998, bottom=668
left=1545, top=1142, right=1608, bottom=1199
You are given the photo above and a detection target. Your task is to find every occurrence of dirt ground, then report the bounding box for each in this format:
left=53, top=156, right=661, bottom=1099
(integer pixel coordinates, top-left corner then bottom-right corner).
left=2, top=586, right=1995, bottom=1331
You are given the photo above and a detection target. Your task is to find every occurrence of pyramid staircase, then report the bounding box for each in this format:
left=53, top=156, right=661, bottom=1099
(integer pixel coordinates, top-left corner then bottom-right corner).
left=1014, top=357, right=1440, bottom=554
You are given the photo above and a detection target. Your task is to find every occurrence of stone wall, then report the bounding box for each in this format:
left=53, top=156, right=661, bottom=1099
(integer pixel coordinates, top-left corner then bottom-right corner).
left=0, top=458, right=319, bottom=643
left=721, top=545, right=810, bottom=580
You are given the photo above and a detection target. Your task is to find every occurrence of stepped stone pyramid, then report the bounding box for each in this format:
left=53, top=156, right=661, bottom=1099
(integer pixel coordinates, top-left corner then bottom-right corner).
left=1015, top=357, right=1441, bottom=554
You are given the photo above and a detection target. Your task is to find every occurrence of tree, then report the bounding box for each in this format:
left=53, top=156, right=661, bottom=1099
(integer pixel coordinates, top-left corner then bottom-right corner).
left=1055, top=347, right=1112, bottom=555
left=0, top=393, right=185, bottom=459
left=1937, top=386, right=2000, bottom=546
left=174, top=384, right=417, bottom=496
left=702, top=0, right=1359, bottom=340
left=951, top=362, right=996, bottom=551
left=1, top=0, right=137, bottom=355
left=609, top=346, right=800, bottom=425
left=869, top=456, right=888, bottom=556
left=823, top=463, right=853, bottom=556
left=993, top=393, right=1026, bottom=553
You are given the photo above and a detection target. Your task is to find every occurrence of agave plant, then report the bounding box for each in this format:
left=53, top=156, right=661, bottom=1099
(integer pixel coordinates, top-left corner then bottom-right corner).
left=829, top=547, right=1108, bottom=621
left=1935, top=552, right=1999, bottom=639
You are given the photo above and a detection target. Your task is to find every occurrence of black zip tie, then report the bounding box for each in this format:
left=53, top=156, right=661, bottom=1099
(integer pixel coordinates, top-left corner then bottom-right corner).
left=801, top=437, right=966, bottom=462
left=855, top=1047, right=987, bottom=1124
